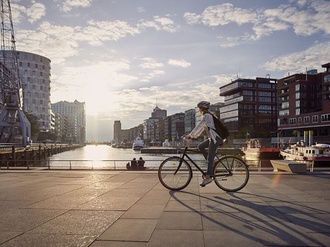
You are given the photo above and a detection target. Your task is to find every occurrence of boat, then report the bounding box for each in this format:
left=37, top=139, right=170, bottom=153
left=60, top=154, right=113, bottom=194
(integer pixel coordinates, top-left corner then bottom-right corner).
left=162, top=139, right=172, bottom=147
left=242, top=139, right=280, bottom=160
left=132, top=136, right=144, bottom=150
left=280, top=142, right=330, bottom=163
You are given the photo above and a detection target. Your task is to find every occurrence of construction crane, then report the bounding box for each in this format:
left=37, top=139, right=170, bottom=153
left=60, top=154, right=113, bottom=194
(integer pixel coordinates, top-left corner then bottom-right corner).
left=0, top=0, right=31, bottom=147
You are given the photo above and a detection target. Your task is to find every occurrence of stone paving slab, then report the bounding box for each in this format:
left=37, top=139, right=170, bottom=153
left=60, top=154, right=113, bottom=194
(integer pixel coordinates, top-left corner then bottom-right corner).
left=0, top=170, right=329, bottom=246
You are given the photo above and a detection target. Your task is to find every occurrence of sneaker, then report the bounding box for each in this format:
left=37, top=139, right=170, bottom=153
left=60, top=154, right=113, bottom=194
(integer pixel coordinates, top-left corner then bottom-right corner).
left=200, top=177, right=212, bottom=187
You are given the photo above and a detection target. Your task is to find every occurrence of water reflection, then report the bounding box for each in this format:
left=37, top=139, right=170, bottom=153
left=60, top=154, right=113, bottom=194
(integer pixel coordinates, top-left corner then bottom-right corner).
left=48, top=145, right=181, bottom=168
left=48, top=144, right=267, bottom=170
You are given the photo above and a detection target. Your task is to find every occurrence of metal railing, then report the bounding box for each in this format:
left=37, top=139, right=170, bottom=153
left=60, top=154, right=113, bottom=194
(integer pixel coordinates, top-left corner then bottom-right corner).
left=0, top=158, right=324, bottom=172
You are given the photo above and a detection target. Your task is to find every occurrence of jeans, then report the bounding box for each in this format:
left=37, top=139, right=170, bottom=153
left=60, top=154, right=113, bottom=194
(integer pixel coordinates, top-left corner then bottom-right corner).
left=197, top=136, right=222, bottom=176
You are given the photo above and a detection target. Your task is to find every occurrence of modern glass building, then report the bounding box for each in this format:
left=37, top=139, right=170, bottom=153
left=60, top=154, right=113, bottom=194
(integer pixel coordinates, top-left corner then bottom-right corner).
left=219, top=77, right=278, bottom=139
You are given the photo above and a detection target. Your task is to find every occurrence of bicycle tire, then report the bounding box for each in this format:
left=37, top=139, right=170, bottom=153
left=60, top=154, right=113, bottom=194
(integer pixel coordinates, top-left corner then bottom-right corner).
left=158, top=156, right=192, bottom=191
left=213, top=155, right=249, bottom=192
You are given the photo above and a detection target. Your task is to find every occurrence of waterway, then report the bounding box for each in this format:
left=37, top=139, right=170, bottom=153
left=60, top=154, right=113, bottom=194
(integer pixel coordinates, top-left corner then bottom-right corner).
left=48, top=144, right=199, bottom=169
left=47, top=144, right=265, bottom=170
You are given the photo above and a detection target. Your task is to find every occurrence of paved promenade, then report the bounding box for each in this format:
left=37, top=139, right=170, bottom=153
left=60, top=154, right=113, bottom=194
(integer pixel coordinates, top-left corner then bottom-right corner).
left=0, top=169, right=329, bottom=246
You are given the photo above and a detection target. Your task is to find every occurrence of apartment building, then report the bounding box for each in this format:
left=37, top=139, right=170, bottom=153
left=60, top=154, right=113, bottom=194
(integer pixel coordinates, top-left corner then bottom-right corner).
left=277, top=63, right=330, bottom=144
left=17, top=51, right=52, bottom=132
left=51, top=100, right=86, bottom=144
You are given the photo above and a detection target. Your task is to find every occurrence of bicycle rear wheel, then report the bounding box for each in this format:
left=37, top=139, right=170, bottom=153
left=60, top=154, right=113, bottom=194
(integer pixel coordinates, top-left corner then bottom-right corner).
left=158, top=156, right=192, bottom=191
left=213, top=156, right=249, bottom=192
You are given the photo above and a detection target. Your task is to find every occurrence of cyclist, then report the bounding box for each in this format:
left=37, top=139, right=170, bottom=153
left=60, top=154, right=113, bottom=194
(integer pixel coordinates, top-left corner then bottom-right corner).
left=184, top=101, right=223, bottom=187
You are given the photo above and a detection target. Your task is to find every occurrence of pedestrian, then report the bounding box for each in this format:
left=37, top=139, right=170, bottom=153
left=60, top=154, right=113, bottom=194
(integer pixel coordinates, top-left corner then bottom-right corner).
left=126, top=162, right=131, bottom=170
left=138, top=157, right=145, bottom=169
left=184, top=101, right=223, bottom=187
left=131, top=158, right=137, bottom=169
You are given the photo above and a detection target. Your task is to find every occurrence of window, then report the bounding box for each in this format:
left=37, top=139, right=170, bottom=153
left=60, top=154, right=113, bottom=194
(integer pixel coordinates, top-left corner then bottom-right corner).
left=321, top=114, right=330, bottom=122
left=289, top=118, right=296, bottom=125
left=304, top=116, right=310, bottom=124
left=312, top=115, right=318, bottom=123
left=279, top=110, right=289, bottom=116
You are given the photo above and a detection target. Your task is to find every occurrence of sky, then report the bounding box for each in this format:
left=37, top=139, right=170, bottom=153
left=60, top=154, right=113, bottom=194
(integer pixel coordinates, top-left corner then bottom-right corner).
left=11, top=0, right=330, bottom=141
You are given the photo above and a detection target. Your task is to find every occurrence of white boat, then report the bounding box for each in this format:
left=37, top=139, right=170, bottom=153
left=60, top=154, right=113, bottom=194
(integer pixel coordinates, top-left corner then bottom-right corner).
left=242, top=139, right=280, bottom=159
left=280, top=142, right=330, bottom=162
left=132, top=136, right=144, bottom=150
left=162, top=139, right=172, bottom=147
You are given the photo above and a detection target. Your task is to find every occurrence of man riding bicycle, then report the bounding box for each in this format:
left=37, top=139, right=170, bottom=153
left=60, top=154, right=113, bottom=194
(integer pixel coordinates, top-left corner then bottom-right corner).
left=184, top=101, right=223, bottom=187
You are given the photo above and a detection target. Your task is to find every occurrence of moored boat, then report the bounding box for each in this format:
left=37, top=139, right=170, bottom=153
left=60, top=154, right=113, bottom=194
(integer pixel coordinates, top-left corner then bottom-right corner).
left=242, top=139, right=280, bottom=160
left=132, top=136, right=144, bottom=150
left=280, top=142, right=330, bottom=162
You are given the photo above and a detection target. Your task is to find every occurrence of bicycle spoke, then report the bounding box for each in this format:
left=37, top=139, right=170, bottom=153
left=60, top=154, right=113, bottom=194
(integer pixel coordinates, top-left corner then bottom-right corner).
left=158, top=157, right=192, bottom=191
left=213, top=156, right=249, bottom=192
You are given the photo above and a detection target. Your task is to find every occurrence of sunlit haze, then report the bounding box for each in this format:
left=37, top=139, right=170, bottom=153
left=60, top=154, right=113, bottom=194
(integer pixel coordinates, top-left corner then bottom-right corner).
left=12, top=0, right=330, bottom=141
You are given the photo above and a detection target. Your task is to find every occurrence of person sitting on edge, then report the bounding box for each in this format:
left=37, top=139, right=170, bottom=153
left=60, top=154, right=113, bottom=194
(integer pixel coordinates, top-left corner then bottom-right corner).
left=184, top=101, right=223, bottom=187
left=131, top=158, right=138, bottom=169
left=126, top=162, right=131, bottom=170
left=138, top=157, right=145, bottom=169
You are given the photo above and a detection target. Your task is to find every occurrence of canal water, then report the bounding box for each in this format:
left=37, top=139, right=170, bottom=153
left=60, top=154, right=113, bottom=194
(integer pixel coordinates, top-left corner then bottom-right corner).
left=48, top=144, right=265, bottom=169
left=48, top=144, right=200, bottom=169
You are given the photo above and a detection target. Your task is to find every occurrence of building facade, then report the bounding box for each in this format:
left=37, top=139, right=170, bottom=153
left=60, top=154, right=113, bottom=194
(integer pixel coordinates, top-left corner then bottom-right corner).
left=51, top=100, right=86, bottom=144
left=219, top=77, right=278, bottom=139
left=143, top=106, right=167, bottom=144
left=17, top=51, right=52, bottom=133
left=277, top=63, right=330, bottom=144
left=184, top=109, right=195, bottom=134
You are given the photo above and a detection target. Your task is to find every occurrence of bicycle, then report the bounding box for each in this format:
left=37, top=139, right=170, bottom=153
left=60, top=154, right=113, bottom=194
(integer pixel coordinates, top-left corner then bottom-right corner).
left=158, top=146, right=249, bottom=192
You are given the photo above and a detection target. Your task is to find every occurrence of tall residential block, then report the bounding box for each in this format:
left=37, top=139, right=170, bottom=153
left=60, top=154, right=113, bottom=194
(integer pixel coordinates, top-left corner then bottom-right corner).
left=51, top=100, right=86, bottom=144
left=17, top=51, right=52, bottom=132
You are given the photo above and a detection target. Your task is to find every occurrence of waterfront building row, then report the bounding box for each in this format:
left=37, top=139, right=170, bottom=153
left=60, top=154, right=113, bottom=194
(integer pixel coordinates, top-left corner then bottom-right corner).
left=114, top=62, right=330, bottom=146
left=113, top=104, right=222, bottom=146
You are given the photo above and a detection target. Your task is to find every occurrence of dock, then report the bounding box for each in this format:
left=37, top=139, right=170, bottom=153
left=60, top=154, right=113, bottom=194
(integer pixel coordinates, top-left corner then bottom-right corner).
left=0, top=144, right=83, bottom=167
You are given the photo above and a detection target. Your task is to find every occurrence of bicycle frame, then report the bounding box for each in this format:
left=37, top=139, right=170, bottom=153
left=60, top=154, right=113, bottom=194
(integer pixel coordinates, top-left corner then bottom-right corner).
left=175, top=146, right=233, bottom=176
left=175, top=147, right=205, bottom=175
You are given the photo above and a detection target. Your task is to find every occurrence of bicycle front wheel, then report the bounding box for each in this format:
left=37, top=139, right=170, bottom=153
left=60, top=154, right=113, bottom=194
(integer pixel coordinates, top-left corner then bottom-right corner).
left=213, top=156, right=249, bottom=192
left=158, top=156, right=192, bottom=191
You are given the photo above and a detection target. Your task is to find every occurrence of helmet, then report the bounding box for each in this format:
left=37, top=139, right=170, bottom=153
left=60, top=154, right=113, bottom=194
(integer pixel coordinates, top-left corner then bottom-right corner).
left=197, top=101, right=210, bottom=109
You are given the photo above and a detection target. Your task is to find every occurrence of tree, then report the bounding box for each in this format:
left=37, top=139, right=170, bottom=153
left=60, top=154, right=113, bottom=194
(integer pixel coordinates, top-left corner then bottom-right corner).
left=24, top=111, right=40, bottom=140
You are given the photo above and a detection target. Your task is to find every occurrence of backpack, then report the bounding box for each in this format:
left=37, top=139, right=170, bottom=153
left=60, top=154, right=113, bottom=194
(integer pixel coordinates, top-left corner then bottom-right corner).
left=209, top=113, right=229, bottom=139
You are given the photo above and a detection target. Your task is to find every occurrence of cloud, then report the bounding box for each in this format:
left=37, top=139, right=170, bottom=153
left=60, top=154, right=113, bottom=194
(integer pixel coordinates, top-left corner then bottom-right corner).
left=84, top=20, right=140, bottom=44
left=16, top=22, right=79, bottom=64
left=56, top=0, right=93, bottom=12
left=139, top=57, right=164, bottom=69
left=138, top=16, right=179, bottom=33
left=184, top=1, right=330, bottom=42
left=263, top=41, right=330, bottom=73
left=12, top=1, right=46, bottom=24
left=168, top=59, right=191, bottom=68
left=184, top=3, right=256, bottom=26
